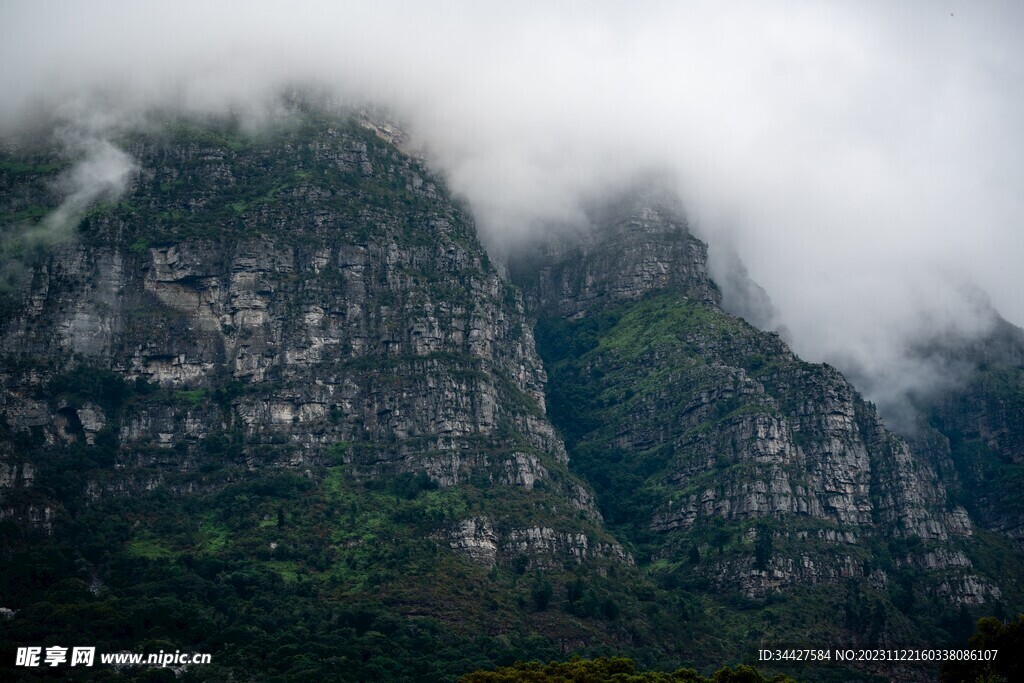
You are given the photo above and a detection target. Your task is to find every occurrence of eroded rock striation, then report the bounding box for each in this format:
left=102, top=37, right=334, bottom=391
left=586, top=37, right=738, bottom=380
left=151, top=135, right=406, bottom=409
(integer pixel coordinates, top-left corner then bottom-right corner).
left=513, top=180, right=1007, bottom=607
left=0, top=115, right=621, bottom=568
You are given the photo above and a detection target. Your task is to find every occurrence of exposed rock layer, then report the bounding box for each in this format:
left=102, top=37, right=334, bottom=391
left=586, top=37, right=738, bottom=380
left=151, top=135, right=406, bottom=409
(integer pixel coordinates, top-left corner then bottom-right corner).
left=514, top=183, right=1005, bottom=605
left=0, top=117, right=622, bottom=567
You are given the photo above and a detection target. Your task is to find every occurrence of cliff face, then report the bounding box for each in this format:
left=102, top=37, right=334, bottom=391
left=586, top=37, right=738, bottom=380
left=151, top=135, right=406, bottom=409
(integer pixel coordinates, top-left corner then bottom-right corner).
left=911, top=318, right=1024, bottom=543
left=511, top=181, right=719, bottom=319
left=2, top=113, right=1022, bottom=680
left=513, top=185, right=1013, bottom=613
left=0, top=115, right=617, bottom=569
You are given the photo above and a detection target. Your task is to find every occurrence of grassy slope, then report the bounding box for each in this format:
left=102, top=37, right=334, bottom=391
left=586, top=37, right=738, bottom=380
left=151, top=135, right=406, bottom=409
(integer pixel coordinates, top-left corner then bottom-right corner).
left=535, top=290, right=1020, bottom=680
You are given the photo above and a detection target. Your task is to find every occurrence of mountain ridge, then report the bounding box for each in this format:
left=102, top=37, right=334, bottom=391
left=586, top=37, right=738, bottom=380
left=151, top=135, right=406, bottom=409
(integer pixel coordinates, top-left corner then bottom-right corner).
left=1, top=110, right=1022, bottom=681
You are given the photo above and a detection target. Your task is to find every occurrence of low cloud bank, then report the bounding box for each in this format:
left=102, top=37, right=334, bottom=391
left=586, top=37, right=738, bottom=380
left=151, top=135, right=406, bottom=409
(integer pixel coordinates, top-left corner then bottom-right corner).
left=2, top=1, right=1022, bottom=425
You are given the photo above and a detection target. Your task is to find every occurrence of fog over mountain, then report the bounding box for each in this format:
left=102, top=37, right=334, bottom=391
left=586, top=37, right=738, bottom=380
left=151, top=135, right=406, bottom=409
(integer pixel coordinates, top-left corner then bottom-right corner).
left=2, top=0, right=1023, bottom=425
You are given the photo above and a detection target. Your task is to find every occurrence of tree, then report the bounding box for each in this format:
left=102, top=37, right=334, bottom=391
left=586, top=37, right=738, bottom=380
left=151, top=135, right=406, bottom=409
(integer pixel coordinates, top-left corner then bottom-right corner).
left=941, top=615, right=1024, bottom=682
left=531, top=574, right=553, bottom=611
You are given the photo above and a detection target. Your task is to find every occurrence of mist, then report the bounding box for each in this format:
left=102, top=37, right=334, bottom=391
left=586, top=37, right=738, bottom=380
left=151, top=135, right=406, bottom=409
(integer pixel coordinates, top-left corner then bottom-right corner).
left=44, top=134, right=136, bottom=234
left=2, top=0, right=1023, bottom=425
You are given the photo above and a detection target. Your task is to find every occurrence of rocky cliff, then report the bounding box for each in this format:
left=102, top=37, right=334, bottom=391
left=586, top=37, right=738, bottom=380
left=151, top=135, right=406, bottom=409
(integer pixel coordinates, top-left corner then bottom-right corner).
left=512, top=182, right=1020, bottom=635
left=0, top=115, right=630, bottom=572
left=1, top=112, right=1021, bottom=681
left=910, top=317, right=1024, bottom=544
left=511, top=180, right=719, bottom=319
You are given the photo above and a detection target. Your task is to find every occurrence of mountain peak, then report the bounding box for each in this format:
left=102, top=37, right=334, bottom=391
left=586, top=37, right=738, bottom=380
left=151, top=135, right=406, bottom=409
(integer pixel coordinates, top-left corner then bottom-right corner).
left=510, top=178, right=720, bottom=318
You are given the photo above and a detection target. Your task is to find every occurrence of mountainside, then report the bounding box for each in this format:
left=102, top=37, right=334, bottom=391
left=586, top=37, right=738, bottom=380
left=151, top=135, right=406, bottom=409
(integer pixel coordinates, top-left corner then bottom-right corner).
left=911, top=318, right=1024, bottom=544
left=510, top=182, right=1024, bottom=668
left=1, top=112, right=1023, bottom=681
left=0, top=113, right=614, bottom=561
left=0, top=114, right=655, bottom=681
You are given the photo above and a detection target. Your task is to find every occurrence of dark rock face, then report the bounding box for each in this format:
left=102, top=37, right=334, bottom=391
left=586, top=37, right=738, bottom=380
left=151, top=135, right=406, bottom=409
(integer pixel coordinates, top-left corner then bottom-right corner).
left=515, top=183, right=1010, bottom=607
left=2, top=113, right=1022, bottom=679
left=0, top=116, right=620, bottom=567
left=910, top=318, right=1024, bottom=543
left=510, top=180, right=719, bottom=320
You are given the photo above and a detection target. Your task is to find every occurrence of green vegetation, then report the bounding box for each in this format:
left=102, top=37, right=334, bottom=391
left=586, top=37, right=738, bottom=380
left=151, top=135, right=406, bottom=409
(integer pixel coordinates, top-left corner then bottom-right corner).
left=535, top=292, right=782, bottom=535
left=459, top=657, right=797, bottom=683
left=533, top=289, right=1020, bottom=672
left=73, top=111, right=465, bottom=248
left=927, top=361, right=1024, bottom=536
left=128, top=237, right=149, bottom=253
left=0, top=356, right=705, bottom=681
left=1, top=356, right=864, bottom=680
left=174, top=388, right=208, bottom=408
left=0, top=157, right=69, bottom=174
left=941, top=615, right=1024, bottom=682
left=3, top=112, right=1022, bottom=681
left=125, top=536, right=177, bottom=560
left=0, top=449, right=703, bottom=681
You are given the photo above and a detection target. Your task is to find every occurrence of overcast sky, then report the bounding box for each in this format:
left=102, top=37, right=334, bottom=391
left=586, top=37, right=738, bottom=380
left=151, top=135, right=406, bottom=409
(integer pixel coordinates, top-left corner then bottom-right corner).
left=2, top=0, right=1023, bottom=422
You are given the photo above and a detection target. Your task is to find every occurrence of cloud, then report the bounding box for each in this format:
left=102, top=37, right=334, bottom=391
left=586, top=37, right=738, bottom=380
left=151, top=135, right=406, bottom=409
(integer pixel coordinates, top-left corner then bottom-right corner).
left=1, top=128, right=136, bottom=291
left=43, top=134, right=137, bottom=236
left=2, top=1, right=1022, bottom=423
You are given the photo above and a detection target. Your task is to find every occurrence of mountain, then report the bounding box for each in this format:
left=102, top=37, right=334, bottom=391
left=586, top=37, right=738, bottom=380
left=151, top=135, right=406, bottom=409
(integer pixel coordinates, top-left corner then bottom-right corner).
left=910, top=317, right=1024, bottom=544
left=0, top=113, right=644, bottom=681
left=1, top=111, right=1022, bottom=681
left=509, top=178, right=1024, bottom=673
left=0, top=112, right=615, bottom=561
